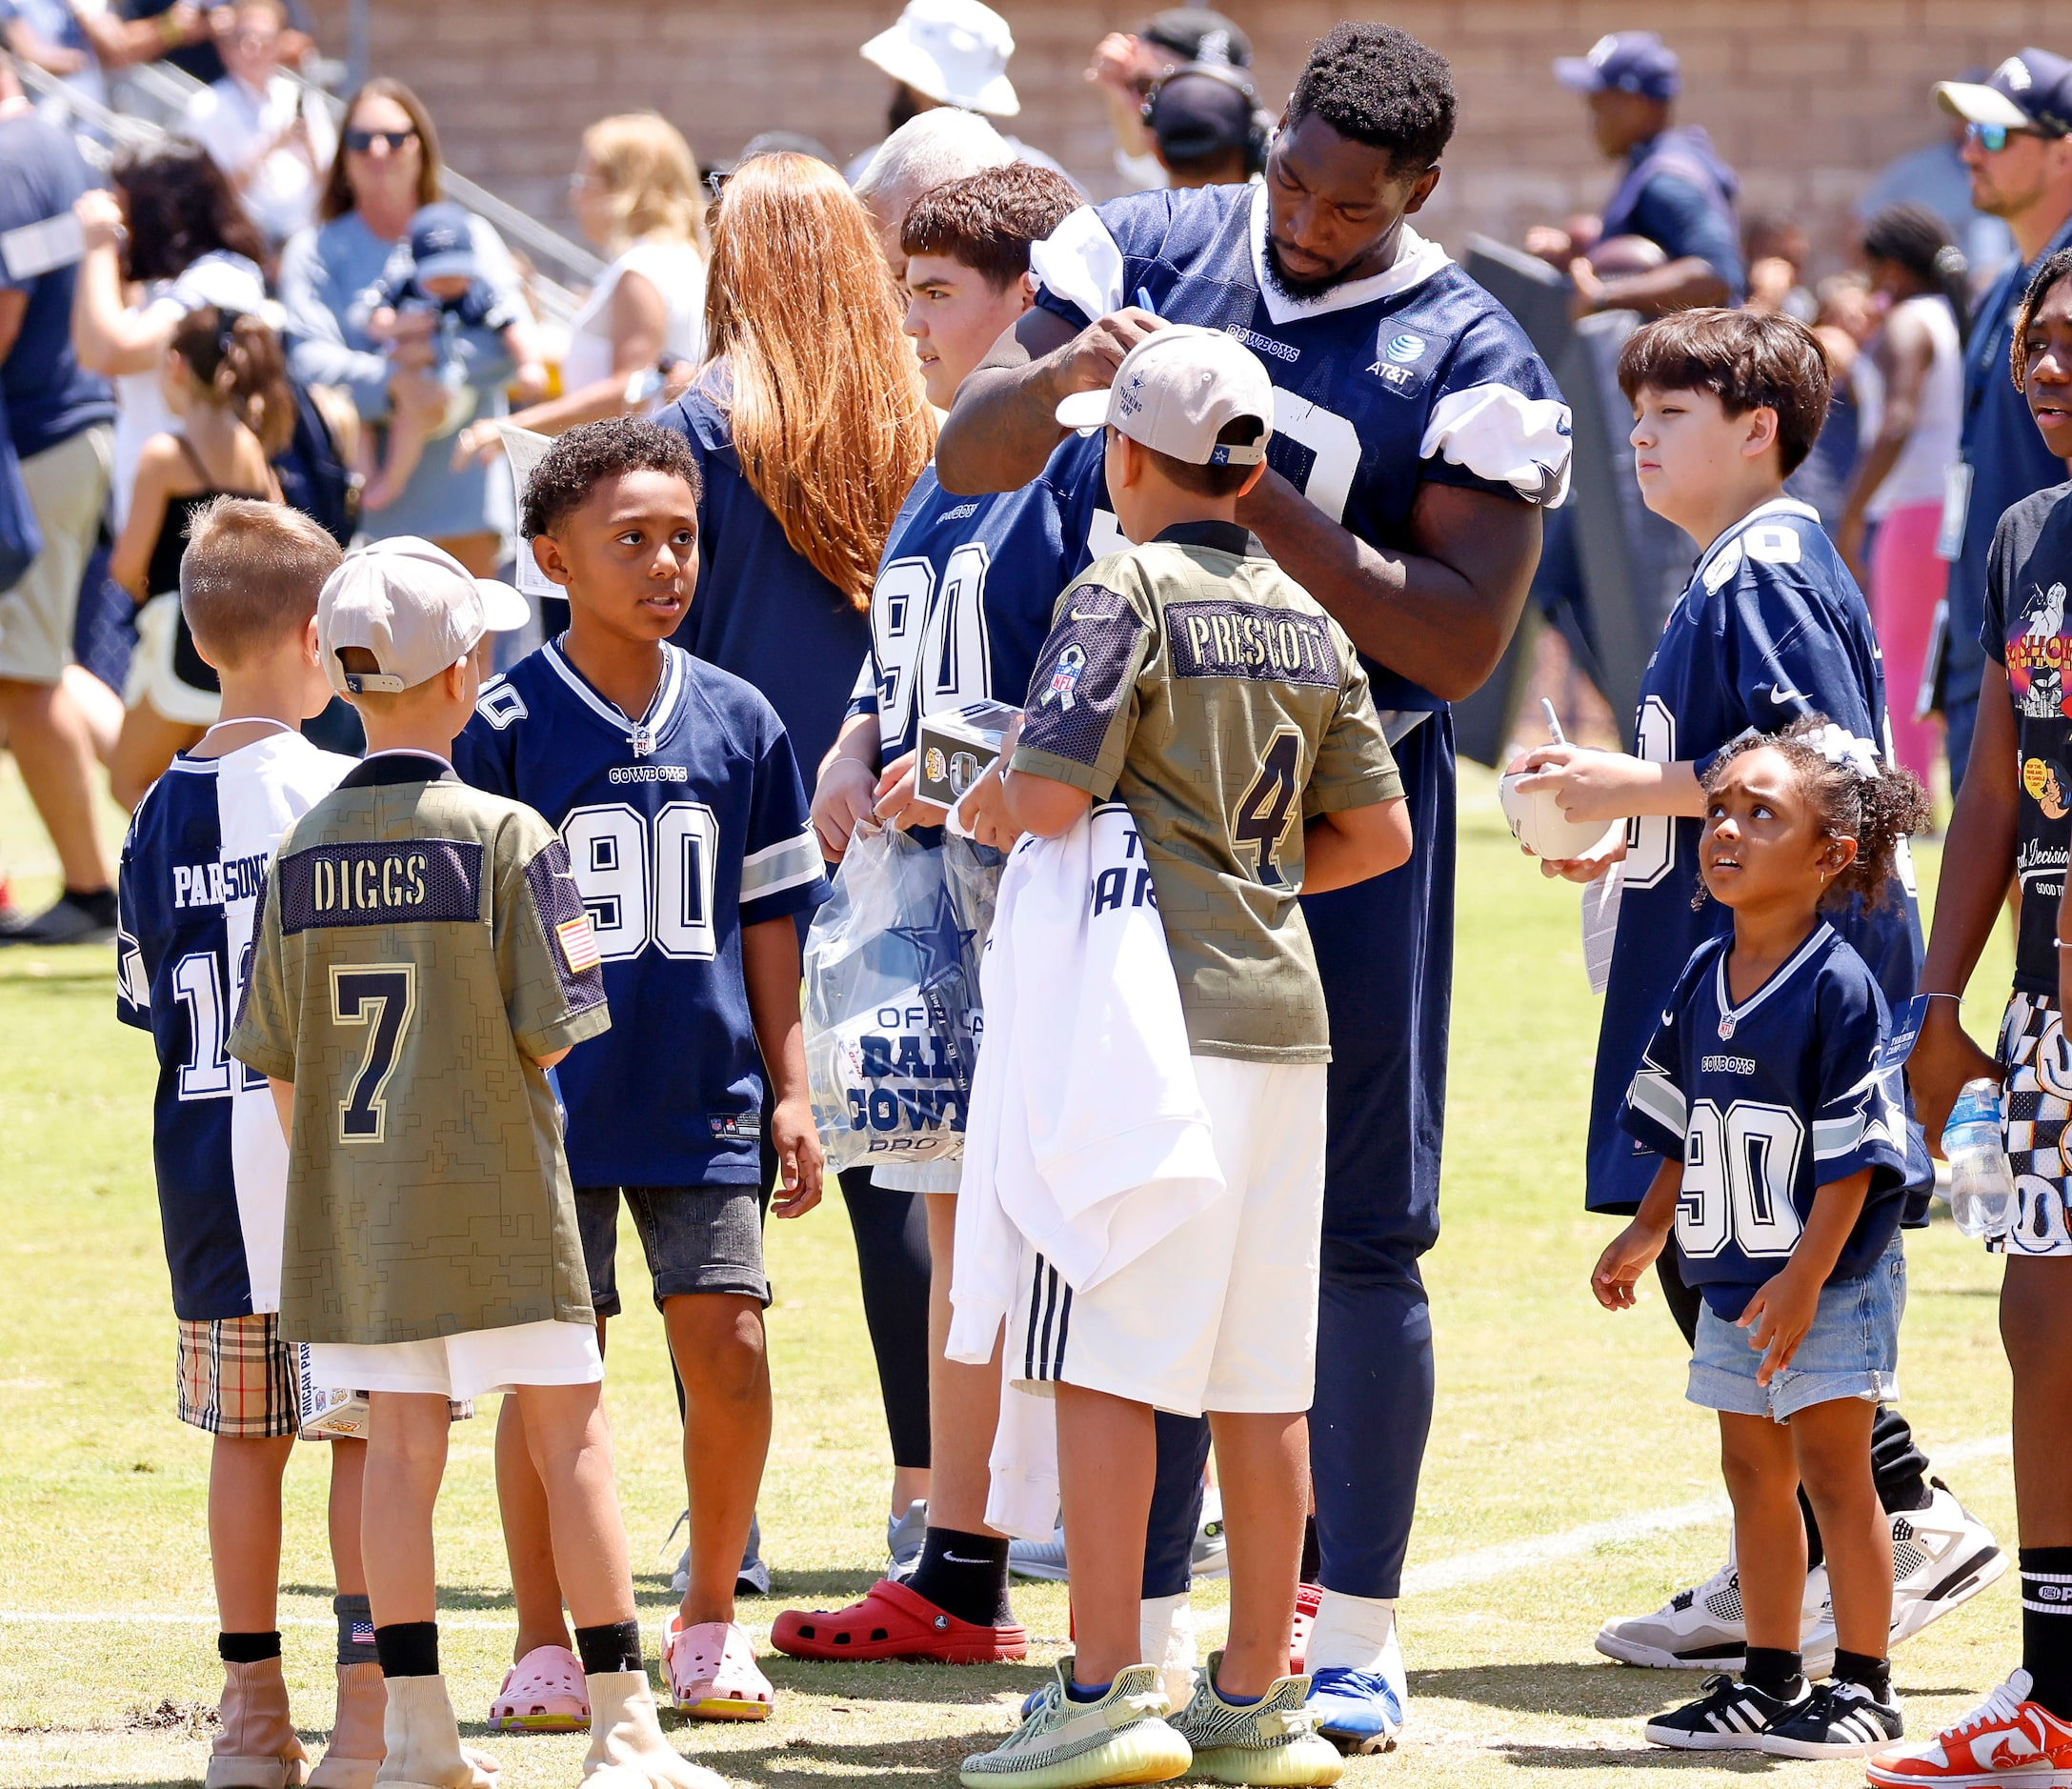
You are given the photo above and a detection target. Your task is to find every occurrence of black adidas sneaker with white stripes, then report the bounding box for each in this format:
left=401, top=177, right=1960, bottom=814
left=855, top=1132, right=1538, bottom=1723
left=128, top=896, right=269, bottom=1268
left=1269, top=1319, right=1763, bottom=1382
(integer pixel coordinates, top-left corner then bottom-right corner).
left=1643, top=1674, right=1809, bottom=1750
left=1760, top=1680, right=1904, bottom=1758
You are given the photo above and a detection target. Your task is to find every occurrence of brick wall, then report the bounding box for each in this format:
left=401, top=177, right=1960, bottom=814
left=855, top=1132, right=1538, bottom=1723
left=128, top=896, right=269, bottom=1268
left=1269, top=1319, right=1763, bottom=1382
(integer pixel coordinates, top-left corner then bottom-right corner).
left=301, top=0, right=2068, bottom=275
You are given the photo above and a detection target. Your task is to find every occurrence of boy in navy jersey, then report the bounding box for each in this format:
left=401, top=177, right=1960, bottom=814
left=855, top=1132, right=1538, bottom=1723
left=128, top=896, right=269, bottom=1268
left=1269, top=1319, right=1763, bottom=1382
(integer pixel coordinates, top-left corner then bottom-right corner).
left=455, top=418, right=828, bottom=1726
left=114, top=499, right=373, bottom=1789
left=1594, top=721, right=1930, bottom=1755
left=1511, top=309, right=1999, bottom=1671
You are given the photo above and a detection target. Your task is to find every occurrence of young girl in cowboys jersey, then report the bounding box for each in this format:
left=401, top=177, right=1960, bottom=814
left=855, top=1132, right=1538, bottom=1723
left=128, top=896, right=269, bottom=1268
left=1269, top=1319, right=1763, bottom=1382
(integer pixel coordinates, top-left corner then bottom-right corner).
left=1595, top=718, right=1930, bottom=1757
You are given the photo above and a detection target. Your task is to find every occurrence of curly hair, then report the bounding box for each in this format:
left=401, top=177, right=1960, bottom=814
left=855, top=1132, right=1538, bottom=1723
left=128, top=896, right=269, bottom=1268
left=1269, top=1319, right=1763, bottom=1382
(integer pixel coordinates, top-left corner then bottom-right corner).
left=1281, top=22, right=1456, bottom=171
left=2012, top=245, right=2072, bottom=392
left=1701, top=714, right=1930, bottom=912
left=521, top=416, right=703, bottom=541
left=111, top=143, right=266, bottom=285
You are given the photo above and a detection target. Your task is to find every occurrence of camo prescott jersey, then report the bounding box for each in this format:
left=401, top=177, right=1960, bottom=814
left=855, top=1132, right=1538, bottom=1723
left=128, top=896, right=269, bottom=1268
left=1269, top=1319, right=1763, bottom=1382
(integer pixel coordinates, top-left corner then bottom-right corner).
left=1588, top=497, right=1924, bottom=1216
left=1012, top=519, right=1401, bottom=1061
left=1622, top=925, right=1913, bottom=1315
left=229, top=752, right=610, bottom=1345
left=115, top=731, right=352, bottom=1319
left=1029, top=182, right=1572, bottom=714
left=454, top=638, right=829, bottom=1187
left=849, top=446, right=1105, bottom=765
left=1981, top=481, right=2072, bottom=996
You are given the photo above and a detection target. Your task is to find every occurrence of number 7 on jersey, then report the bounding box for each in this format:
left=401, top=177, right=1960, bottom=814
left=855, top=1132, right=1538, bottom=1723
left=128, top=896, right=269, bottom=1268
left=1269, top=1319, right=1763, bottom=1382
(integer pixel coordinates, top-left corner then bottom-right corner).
left=330, top=964, right=416, bottom=1145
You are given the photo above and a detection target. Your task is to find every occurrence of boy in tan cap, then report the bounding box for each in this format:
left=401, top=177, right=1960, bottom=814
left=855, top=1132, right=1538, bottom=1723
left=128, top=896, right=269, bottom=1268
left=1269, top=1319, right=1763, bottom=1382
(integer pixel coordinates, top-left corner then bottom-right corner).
left=956, top=328, right=1413, bottom=1789
left=229, top=535, right=715, bottom=1789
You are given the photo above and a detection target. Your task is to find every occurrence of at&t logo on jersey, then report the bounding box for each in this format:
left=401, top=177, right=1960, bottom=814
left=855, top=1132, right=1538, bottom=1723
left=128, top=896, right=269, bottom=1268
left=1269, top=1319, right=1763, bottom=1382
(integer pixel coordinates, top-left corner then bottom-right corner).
left=1385, top=332, right=1427, bottom=364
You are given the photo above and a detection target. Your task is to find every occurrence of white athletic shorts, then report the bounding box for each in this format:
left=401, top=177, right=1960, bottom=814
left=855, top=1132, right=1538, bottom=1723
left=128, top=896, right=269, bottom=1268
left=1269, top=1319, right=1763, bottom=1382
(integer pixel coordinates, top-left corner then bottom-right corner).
left=303, top=1317, right=602, bottom=1400
left=1008, top=1055, right=1326, bottom=1417
left=124, top=591, right=222, bottom=726
left=1997, top=991, right=2072, bottom=1256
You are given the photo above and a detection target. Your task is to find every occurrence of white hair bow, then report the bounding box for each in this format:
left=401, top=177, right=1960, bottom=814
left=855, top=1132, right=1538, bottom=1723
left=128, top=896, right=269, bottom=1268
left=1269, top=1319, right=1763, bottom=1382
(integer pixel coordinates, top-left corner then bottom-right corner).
left=1809, top=722, right=1879, bottom=779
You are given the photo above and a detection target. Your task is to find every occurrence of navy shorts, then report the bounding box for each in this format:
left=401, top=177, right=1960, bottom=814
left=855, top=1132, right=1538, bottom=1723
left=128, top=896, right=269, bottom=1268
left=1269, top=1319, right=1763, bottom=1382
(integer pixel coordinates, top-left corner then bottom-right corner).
left=574, top=1186, right=770, bottom=1316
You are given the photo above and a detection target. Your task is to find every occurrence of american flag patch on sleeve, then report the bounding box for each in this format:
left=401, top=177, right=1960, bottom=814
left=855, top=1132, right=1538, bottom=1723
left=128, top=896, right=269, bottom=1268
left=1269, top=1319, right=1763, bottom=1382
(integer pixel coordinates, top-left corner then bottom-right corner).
left=557, top=914, right=602, bottom=974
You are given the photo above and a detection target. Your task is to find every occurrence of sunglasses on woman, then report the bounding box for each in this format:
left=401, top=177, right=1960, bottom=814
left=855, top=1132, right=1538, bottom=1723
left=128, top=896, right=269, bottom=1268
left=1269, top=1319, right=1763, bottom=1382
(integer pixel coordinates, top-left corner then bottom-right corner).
left=344, top=128, right=417, bottom=153
left=1966, top=121, right=2043, bottom=153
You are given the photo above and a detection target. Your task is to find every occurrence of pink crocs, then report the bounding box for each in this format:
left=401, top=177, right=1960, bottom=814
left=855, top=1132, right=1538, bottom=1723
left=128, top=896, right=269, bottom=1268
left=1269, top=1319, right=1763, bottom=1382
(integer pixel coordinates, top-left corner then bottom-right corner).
left=663, top=1616, right=773, bottom=1721
left=488, top=1644, right=590, bottom=1733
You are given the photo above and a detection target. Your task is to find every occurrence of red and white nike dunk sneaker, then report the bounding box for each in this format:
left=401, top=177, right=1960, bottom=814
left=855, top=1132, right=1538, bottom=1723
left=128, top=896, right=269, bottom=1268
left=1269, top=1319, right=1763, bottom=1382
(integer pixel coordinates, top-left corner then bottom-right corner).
left=1867, top=1672, right=2072, bottom=1789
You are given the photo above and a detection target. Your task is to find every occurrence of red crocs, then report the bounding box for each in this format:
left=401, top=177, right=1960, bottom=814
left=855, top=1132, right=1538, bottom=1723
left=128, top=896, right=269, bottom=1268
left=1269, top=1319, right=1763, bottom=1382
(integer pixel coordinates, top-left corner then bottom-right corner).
left=770, top=1578, right=1027, bottom=1663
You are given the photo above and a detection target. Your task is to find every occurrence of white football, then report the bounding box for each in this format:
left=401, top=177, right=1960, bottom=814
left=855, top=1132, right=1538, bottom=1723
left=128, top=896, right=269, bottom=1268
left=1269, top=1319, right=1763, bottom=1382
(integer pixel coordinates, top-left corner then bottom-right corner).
left=1498, top=773, right=1620, bottom=860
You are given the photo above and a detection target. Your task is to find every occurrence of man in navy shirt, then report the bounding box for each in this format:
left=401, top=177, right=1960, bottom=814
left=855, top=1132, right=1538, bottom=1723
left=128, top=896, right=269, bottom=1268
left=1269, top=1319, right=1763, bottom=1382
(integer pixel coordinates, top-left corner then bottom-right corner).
left=1928, top=50, right=2072, bottom=788
left=0, top=56, right=116, bottom=945
left=937, top=22, right=1571, bottom=1749
left=1546, top=30, right=1743, bottom=315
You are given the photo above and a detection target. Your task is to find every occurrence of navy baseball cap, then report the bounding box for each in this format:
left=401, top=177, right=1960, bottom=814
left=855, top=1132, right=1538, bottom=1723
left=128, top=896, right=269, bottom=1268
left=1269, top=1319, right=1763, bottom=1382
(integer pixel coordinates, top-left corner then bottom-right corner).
left=1140, top=9, right=1251, bottom=70
left=407, top=201, right=477, bottom=284
left=1554, top=31, right=1680, bottom=103
left=1149, top=65, right=1255, bottom=163
left=1936, top=50, right=2072, bottom=139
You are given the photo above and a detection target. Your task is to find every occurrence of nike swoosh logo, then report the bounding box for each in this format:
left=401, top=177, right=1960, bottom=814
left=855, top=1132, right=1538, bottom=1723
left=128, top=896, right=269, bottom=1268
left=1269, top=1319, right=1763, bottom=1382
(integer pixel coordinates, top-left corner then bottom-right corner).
left=1069, top=607, right=1114, bottom=622
left=942, top=1553, right=994, bottom=1564
left=1769, top=686, right=1809, bottom=704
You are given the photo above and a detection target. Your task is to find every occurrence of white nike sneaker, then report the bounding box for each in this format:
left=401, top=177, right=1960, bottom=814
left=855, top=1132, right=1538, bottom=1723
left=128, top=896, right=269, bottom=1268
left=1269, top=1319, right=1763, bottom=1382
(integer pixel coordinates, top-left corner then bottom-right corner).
left=1800, top=1481, right=2006, bottom=1667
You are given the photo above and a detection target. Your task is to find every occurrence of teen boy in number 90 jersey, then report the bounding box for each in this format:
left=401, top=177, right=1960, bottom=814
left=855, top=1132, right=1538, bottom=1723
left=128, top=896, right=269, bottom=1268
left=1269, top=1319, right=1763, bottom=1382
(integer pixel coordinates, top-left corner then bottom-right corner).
left=456, top=640, right=827, bottom=1189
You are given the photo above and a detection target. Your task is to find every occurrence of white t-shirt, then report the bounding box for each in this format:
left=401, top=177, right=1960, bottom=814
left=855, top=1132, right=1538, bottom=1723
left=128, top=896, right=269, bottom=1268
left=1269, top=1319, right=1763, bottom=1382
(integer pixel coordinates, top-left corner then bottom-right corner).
left=560, top=238, right=707, bottom=394
left=110, top=251, right=268, bottom=531
left=1855, top=292, right=1963, bottom=521
left=181, top=72, right=336, bottom=245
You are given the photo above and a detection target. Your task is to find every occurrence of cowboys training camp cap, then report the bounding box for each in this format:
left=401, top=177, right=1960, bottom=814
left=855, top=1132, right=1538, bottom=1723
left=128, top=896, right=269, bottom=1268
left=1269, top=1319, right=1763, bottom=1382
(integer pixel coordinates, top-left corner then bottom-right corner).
left=1055, top=324, right=1273, bottom=467
left=318, top=535, right=529, bottom=695
left=1554, top=31, right=1680, bottom=102
left=1935, top=49, right=2072, bottom=138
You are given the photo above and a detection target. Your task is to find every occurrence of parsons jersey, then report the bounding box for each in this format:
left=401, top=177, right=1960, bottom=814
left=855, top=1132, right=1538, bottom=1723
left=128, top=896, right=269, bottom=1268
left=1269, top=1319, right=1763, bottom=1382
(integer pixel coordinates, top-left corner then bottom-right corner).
left=455, top=639, right=830, bottom=1187
left=115, top=731, right=352, bottom=1319
left=848, top=447, right=1104, bottom=765
left=1622, top=925, right=1915, bottom=1316
left=1588, top=497, right=1923, bottom=1214
left=1030, top=181, right=1572, bottom=714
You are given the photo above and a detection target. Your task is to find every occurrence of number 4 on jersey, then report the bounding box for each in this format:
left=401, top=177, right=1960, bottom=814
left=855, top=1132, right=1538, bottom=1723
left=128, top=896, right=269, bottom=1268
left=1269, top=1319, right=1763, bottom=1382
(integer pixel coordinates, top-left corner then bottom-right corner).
left=1232, top=728, right=1304, bottom=886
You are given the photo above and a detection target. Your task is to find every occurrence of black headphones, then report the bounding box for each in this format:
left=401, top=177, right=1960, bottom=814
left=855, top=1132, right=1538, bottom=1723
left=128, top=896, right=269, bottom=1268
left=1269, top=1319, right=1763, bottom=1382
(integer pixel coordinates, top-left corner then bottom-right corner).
left=1141, top=61, right=1273, bottom=177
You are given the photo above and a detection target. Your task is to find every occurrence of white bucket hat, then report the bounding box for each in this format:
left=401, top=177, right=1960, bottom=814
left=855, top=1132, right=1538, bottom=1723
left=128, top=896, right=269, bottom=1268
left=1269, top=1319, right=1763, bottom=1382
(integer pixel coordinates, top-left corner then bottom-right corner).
left=860, top=0, right=1019, bottom=117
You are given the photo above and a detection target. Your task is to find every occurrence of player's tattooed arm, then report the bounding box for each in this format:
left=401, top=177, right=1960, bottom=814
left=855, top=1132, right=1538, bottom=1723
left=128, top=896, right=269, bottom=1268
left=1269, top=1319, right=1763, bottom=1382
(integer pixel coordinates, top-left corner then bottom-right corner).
left=1233, top=475, right=1542, bottom=702
left=1914, top=661, right=2021, bottom=1145
left=742, top=915, right=824, bottom=1218
left=935, top=305, right=1164, bottom=495
left=1591, top=1156, right=1679, bottom=1311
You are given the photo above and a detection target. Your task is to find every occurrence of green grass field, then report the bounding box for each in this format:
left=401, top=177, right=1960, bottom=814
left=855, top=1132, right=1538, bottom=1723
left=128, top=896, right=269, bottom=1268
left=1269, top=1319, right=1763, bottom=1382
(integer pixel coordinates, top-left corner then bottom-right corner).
left=0, top=761, right=2022, bottom=1789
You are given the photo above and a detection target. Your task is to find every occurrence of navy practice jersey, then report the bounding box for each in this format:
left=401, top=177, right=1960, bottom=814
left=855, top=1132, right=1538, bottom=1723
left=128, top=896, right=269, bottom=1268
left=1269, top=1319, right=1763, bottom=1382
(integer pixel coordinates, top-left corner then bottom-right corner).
left=1623, top=925, right=1914, bottom=1316
left=1030, top=181, right=1572, bottom=715
left=847, top=445, right=1106, bottom=763
left=455, top=638, right=830, bottom=1187
left=1588, top=497, right=1925, bottom=1215
left=115, top=731, right=353, bottom=1318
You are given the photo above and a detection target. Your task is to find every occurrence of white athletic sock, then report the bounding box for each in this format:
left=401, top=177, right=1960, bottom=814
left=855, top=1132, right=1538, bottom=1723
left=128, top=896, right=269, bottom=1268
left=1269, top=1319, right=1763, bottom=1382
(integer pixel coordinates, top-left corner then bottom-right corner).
left=1140, top=1592, right=1197, bottom=1710
left=1305, top=1590, right=1398, bottom=1676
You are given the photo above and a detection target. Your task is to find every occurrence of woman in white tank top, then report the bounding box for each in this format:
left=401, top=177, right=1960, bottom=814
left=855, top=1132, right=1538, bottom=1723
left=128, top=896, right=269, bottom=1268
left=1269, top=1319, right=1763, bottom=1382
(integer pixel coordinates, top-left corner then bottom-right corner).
left=1839, top=203, right=1968, bottom=785
left=453, top=111, right=707, bottom=466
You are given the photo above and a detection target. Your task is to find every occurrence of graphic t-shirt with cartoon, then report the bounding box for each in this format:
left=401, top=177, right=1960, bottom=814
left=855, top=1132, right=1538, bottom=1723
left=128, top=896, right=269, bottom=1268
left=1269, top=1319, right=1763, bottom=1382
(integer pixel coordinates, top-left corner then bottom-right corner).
left=1982, top=479, right=2072, bottom=995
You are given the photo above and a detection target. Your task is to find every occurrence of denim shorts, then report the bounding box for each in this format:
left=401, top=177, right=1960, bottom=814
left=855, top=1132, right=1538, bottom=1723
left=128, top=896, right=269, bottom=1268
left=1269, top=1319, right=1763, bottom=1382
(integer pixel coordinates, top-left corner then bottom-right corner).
left=1687, top=1230, right=1904, bottom=1423
left=574, top=1185, right=770, bottom=1316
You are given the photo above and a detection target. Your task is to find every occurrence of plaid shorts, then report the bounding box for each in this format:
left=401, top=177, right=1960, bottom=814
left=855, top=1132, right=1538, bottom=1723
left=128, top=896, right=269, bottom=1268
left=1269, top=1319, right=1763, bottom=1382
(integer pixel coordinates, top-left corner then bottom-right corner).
left=176, top=1313, right=300, bottom=1438
left=1997, top=992, right=2072, bottom=1256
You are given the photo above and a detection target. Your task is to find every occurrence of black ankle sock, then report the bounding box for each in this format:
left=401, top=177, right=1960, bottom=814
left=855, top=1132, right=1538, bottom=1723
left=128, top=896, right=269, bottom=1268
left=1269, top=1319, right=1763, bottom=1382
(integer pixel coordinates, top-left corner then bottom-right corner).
left=574, top=1619, right=643, bottom=1676
left=2022, top=1547, right=2072, bottom=1717
left=907, top=1526, right=1012, bottom=1627
left=1833, top=1650, right=1892, bottom=1702
left=334, top=1594, right=376, bottom=1668
left=66, top=887, right=117, bottom=924
left=1299, top=1516, right=1321, bottom=1585
left=218, top=1631, right=282, bottom=1664
left=1743, top=1646, right=1803, bottom=1700
left=372, top=1620, right=439, bottom=1679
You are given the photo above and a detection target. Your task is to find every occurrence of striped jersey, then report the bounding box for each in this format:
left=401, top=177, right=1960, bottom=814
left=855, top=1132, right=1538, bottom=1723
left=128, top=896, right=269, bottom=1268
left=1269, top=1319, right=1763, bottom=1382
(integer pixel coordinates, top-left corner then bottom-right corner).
left=1621, top=923, right=1912, bottom=1316
left=229, top=752, right=610, bottom=1345
left=116, top=730, right=352, bottom=1319
left=454, top=638, right=829, bottom=1186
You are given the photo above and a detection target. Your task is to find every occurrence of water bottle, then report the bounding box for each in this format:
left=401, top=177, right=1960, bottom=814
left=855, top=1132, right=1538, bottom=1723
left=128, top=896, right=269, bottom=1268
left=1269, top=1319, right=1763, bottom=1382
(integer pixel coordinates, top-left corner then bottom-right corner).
left=1942, top=1077, right=2016, bottom=1239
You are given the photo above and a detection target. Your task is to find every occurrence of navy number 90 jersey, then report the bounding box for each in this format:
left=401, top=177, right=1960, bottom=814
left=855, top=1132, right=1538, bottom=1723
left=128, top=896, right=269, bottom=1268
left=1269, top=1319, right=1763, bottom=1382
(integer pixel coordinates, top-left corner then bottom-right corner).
left=455, top=639, right=829, bottom=1187
left=1622, top=924, right=1918, bottom=1316
left=1030, top=181, right=1572, bottom=715
left=1588, top=497, right=1924, bottom=1216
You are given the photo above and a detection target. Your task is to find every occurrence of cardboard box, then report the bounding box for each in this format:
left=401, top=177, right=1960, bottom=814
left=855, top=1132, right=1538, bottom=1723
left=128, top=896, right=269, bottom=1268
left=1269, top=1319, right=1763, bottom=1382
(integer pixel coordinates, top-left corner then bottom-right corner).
left=916, top=701, right=1021, bottom=811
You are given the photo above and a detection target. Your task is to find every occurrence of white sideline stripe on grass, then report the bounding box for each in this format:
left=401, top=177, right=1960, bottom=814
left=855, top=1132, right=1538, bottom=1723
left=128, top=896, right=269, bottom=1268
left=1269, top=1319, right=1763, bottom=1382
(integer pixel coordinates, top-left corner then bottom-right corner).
left=0, top=1436, right=2010, bottom=1628
left=1401, top=1432, right=2009, bottom=1598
